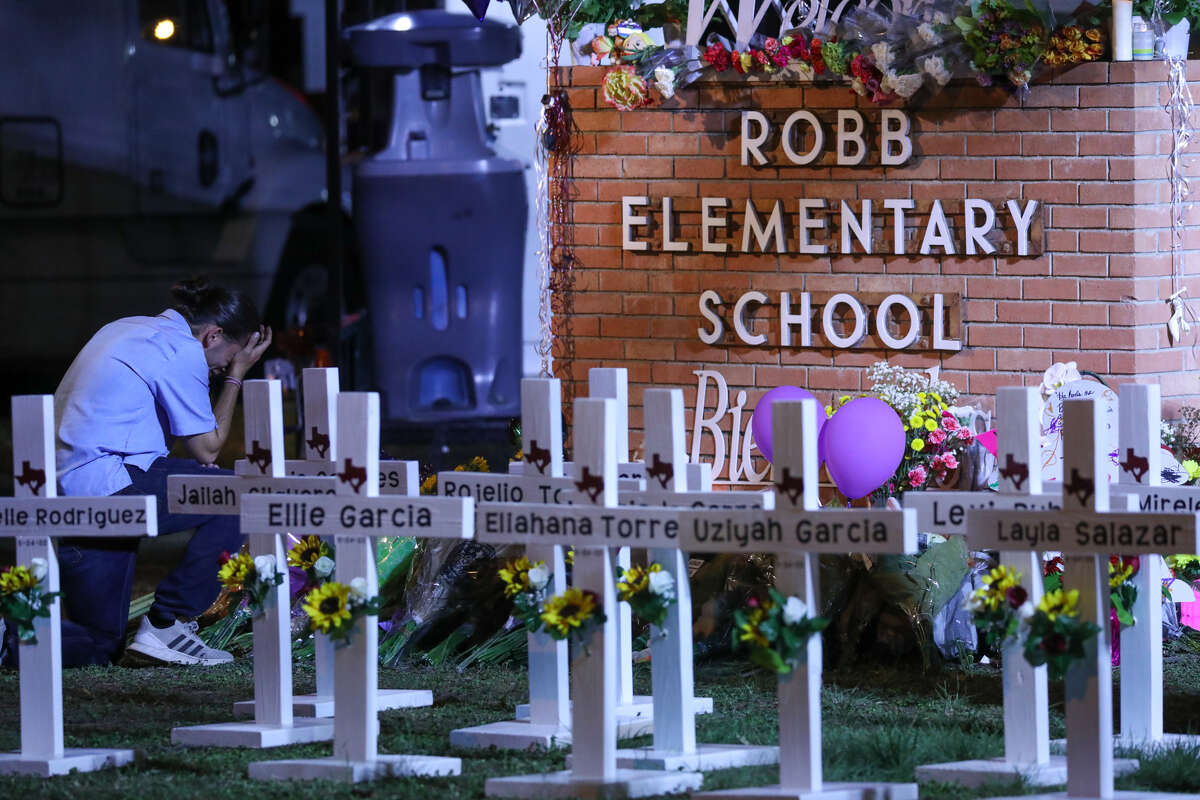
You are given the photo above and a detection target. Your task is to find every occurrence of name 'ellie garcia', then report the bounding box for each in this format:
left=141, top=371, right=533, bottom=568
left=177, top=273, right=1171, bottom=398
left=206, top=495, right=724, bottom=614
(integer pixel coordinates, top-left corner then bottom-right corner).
left=267, top=501, right=432, bottom=530
left=994, top=519, right=1190, bottom=549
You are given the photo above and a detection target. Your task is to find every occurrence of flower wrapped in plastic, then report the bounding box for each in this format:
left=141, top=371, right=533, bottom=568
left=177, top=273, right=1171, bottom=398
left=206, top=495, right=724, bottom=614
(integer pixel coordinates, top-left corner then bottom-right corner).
left=954, top=0, right=1053, bottom=94
left=601, top=64, right=652, bottom=110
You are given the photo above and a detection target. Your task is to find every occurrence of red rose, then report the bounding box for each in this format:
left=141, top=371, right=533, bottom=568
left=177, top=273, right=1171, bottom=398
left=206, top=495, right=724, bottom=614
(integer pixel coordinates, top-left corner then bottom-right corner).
left=218, top=550, right=231, bottom=565
left=772, top=49, right=790, bottom=69
left=753, top=50, right=771, bottom=71
left=1006, top=585, right=1028, bottom=608
left=704, top=43, right=731, bottom=72
left=1044, top=633, right=1068, bottom=654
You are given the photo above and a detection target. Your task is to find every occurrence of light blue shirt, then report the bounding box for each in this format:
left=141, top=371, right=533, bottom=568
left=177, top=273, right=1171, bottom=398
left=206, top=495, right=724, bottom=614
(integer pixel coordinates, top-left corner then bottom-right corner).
left=55, top=309, right=217, bottom=496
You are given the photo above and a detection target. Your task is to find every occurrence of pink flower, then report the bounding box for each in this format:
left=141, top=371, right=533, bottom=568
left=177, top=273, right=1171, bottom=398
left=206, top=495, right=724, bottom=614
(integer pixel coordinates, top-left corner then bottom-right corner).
left=764, top=37, right=780, bottom=53
left=955, top=427, right=974, bottom=443
left=928, top=428, right=947, bottom=446
left=941, top=412, right=958, bottom=431
left=941, top=453, right=958, bottom=470
left=772, top=49, right=790, bottom=69
left=908, top=466, right=928, bottom=487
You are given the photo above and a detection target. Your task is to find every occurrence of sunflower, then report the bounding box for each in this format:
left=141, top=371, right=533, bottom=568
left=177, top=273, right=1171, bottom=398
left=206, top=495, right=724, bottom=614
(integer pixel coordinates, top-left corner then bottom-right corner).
left=498, top=556, right=534, bottom=597
left=217, top=552, right=254, bottom=590
left=0, top=566, right=38, bottom=595
left=1037, top=588, right=1079, bottom=622
left=287, top=535, right=330, bottom=570
left=1108, top=556, right=1135, bottom=588
left=540, top=587, right=599, bottom=638
left=303, top=582, right=353, bottom=634
left=617, top=563, right=661, bottom=602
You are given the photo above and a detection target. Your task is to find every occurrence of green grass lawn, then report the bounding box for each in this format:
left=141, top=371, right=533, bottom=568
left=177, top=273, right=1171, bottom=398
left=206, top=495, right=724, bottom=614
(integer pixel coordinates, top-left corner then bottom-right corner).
left=0, top=644, right=1198, bottom=799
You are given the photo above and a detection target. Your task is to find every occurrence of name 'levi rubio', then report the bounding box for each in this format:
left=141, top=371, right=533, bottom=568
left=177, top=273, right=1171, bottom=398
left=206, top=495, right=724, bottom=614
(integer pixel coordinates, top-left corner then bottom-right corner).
left=622, top=109, right=1038, bottom=257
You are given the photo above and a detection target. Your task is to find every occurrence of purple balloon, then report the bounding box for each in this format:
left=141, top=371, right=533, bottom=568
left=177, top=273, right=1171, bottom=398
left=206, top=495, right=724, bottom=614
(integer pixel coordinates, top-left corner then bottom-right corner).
left=822, top=398, right=905, bottom=499
left=752, top=386, right=823, bottom=464
left=463, top=0, right=490, bottom=20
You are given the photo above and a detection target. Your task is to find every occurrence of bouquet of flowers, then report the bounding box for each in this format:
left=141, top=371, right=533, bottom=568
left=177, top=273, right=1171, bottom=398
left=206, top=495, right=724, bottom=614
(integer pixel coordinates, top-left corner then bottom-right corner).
left=954, top=0, right=1051, bottom=93
left=733, top=588, right=830, bottom=675
left=499, top=555, right=552, bottom=632
left=1044, top=554, right=1139, bottom=628
left=217, top=550, right=285, bottom=617
left=0, top=559, right=57, bottom=644
left=616, top=562, right=676, bottom=629
left=287, top=535, right=335, bottom=586
left=864, top=362, right=972, bottom=495
left=965, top=564, right=1031, bottom=650
left=1023, top=586, right=1100, bottom=680
left=540, top=587, right=606, bottom=648
left=302, top=578, right=382, bottom=646
left=1168, top=554, right=1200, bottom=583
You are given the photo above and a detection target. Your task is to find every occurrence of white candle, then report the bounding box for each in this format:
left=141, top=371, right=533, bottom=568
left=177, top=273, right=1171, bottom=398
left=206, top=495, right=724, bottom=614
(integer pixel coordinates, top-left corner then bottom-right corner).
left=1113, top=0, right=1134, bottom=61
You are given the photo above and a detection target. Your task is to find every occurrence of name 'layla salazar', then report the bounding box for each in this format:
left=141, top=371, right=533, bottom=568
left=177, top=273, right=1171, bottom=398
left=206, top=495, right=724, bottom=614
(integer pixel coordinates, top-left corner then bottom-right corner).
left=993, top=519, right=1192, bottom=549
left=621, top=197, right=1040, bottom=257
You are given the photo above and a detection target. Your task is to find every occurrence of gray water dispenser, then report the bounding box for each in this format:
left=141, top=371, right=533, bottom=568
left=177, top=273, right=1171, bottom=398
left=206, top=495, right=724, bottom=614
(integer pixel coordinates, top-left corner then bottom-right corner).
left=347, top=11, right=526, bottom=423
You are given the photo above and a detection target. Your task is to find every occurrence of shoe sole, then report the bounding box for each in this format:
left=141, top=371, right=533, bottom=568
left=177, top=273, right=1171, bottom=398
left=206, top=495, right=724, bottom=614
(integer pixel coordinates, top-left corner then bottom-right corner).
left=126, top=638, right=232, bottom=667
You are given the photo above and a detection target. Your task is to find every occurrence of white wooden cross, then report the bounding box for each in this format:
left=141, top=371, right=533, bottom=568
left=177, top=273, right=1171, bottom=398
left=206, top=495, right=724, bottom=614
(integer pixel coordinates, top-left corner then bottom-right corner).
left=232, top=367, right=431, bottom=718
left=171, top=379, right=335, bottom=748
left=479, top=397, right=703, bottom=798
left=447, top=377, right=641, bottom=750
left=916, top=387, right=1083, bottom=787
left=0, top=396, right=156, bottom=776
left=1109, top=383, right=1200, bottom=750
left=679, top=399, right=920, bottom=800
left=614, top=387, right=777, bottom=771
left=968, top=397, right=1200, bottom=800
left=245, top=392, right=470, bottom=782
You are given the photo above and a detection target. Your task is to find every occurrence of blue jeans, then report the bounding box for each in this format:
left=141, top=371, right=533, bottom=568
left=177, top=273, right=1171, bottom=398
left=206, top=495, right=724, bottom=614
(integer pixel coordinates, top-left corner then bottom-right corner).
left=57, top=458, right=245, bottom=666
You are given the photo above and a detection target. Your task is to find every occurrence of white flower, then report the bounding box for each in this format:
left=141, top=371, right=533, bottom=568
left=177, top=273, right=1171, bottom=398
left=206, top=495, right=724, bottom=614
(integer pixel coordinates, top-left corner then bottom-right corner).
left=870, top=42, right=894, bottom=72
left=917, top=22, right=942, bottom=47
left=782, top=595, right=808, bottom=624
left=920, top=56, right=951, bottom=87
left=1018, top=600, right=1036, bottom=621
left=349, top=577, right=368, bottom=598
left=528, top=564, right=550, bottom=590
left=313, top=555, right=335, bottom=578
left=964, top=593, right=982, bottom=613
left=1040, top=361, right=1081, bottom=397
left=253, top=554, right=276, bottom=578
left=648, top=569, right=675, bottom=599
left=932, top=11, right=951, bottom=24
left=653, top=66, right=676, bottom=99
left=851, top=76, right=868, bottom=97
left=882, top=71, right=924, bottom=99
left=29, top=558, right=48, bottom=582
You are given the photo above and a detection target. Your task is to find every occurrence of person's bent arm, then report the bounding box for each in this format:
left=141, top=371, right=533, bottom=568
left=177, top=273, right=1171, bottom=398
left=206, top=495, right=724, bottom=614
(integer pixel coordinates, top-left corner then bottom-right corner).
left=180, top=326, right=272, bottom=464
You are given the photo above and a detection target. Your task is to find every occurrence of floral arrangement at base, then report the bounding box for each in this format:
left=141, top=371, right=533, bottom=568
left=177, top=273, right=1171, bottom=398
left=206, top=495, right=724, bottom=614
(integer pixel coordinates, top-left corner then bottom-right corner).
left=499, top=555, right=552, bottom=632
left=217, top=551, right=285, bottom=617
left=1044, top=554, right=1139, bottom=628
left=733, top=588, right=830, bottom=675
left=302, top=578, right=382, bottom=646
left=540, top=586, right=606, bottom=649
left=1023, top=586, right=1100, bottom=680
left=287, top=535, right=335, bottom=587
left=1168, top=554, right=1200, bottom=583
left=965, top=564, right=1030, bottom=650
left=616, top=562, right=676, bottom=629
left=0, top=559, right=57, bottom=644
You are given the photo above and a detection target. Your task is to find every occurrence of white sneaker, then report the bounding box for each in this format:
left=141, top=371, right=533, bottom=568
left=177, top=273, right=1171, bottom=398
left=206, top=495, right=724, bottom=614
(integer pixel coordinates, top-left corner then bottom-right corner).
left=126, top=617, right=233, bottom=666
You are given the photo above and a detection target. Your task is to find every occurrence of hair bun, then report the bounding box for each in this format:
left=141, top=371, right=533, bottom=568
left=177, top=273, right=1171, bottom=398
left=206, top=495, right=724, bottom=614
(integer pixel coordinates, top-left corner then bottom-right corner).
left=170, top=277, right=215, bottom=313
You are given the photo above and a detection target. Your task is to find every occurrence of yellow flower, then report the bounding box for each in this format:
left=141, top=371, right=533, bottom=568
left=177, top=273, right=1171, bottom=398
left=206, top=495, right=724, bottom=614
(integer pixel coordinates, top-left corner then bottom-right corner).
left=917, top=392, right=927, bottom=401
left=924, top=419, right=938, bottom=432
left=911, top=438, right=925, bottom=452
left=1183, top=460, right=1200, bottom=482
left=983, top=565, right=1021, bottom=592
left=1037, top=588, right=1079, bottom=621
left=287, top=535, right=330, bottom=569
left=541, top=587, right=600, bottom=638
left=303, top=581, right=353, bottom=633
left=1108, top=558, right=1134, bottom=588
left=455, top=456, right=490, bottom=473
left=909, top=414, right=923, bottom=428
left=617, top=563, right=661, bottom=601
left=218, top=552, right=254, bottom=590
left=499, top=556, right=536, bottom=597
left=738, top=604, right=771, bottom=648
left=420, top=474, right=438, bottom=495
left=0, top=566, right=38, bottom=595
left=565, top=547, right=575, bottom=567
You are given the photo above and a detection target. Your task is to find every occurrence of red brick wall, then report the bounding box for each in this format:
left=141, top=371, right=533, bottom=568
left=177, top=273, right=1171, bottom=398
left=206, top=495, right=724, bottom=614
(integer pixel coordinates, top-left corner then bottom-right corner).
left=556, top=62, right=1200, bottom=474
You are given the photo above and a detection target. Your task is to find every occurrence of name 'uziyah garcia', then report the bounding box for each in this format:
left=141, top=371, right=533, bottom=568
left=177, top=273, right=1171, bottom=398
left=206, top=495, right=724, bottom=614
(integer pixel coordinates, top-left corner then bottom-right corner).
left=688, top=515, right=891, bottom=548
